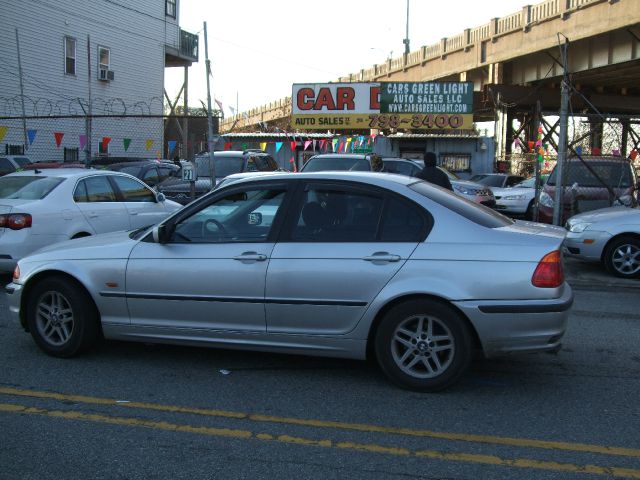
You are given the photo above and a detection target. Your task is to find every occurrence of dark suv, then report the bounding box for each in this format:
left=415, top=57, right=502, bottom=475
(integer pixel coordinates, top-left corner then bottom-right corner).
left=108, top=160, right=180, bottom=188
left=158, top=150, right=280, bottom=204
left=538, top=156, right=639, bottom=224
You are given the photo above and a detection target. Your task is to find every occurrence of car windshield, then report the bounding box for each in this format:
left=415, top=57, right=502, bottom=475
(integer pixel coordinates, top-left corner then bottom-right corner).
left=470, top=174, right=505, bottom=187
left=196, top=156, right=244, bottom=178
left=546, top=160, right=632, bottom=188
left=0, top=176, right=64, bottom=199
left=302, top=157, right=370, bottom=172
left=514, top=177, right=536, bottom=188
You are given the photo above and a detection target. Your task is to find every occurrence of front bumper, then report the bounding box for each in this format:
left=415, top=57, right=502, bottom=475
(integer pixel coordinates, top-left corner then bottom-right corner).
left=563, top=230, right=610, bottom=262
left=453, top=284, right=573, bottom=357
left=495, top=199, right=528, bottom=214
left=5, top=281, right=26, bottom=330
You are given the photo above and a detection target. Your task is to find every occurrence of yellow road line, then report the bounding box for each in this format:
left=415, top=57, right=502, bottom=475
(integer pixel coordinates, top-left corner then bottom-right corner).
left=1, top=386, right=638, bottom=459
left=1, top=402, right=639, bottom=479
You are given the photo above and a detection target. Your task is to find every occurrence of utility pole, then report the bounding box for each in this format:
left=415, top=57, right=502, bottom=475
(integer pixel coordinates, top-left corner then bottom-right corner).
left=203, top=21, right=216, bottom=185
left=15, top=28, right=28, bottom=151
left=403, top=0, right=410, bottom=55
left=86, top=35, right=93, bottom=166
left=552, top=36, right=570, bottom=226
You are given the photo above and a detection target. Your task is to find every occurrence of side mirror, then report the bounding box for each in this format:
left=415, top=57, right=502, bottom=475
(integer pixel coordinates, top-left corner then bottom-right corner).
left=156, top=192, right=166, bottom=203
left=152, top=224, right=173, bottom=244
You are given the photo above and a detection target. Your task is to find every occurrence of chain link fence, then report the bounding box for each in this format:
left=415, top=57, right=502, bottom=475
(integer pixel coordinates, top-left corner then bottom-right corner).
left=0, top=114, right=217, bottom=164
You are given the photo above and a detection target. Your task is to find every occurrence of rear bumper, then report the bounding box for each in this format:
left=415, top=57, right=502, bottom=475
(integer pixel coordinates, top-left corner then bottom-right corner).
left=453, top=284, right=573, bottom=357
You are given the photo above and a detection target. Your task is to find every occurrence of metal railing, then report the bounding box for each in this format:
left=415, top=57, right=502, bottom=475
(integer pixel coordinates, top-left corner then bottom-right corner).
left=180, top=29, right=199, bottom=61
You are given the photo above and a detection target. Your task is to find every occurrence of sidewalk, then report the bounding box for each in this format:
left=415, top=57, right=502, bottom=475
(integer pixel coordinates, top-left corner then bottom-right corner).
left=563, top=255, right=640, bottom=290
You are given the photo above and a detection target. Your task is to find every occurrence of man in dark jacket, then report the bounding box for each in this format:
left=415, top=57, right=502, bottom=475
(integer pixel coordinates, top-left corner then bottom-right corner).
left=416, top=152, right=453, bottom=191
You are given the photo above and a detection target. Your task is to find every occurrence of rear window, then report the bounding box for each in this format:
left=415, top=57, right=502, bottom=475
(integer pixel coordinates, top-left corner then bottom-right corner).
left=547, top=160, right=633, bottom=188
left=410, top=181, right=513, bottom=228
left=470, top=174, right=505, bottom=187
left=302, top=157, right=370, bottom=172
left=112, top=165, right=141, bottom=176
left=197, top=156, right=244, bottom=178
left=0, top=176, right=64, bottom=199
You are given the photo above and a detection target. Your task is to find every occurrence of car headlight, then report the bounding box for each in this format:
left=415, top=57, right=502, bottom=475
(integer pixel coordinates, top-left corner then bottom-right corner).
left=539, top=191, right=554, bottom=207
left=502, top=194, right=526, bottom=200
left=569, top=222, right=591, bottom=233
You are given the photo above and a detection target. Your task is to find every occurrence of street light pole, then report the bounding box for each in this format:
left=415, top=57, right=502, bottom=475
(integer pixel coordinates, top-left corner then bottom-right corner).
left=203, top=21, right=216, bottom=190
left=403, top=0, right=410, bottom=55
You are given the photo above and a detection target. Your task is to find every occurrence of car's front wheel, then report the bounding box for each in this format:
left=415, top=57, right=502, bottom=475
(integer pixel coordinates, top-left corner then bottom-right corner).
left=603, top=236, right=640, bottom=279
left=26, top=277, right=100, bottom=357
left=374, top=299, right=473, bottom=391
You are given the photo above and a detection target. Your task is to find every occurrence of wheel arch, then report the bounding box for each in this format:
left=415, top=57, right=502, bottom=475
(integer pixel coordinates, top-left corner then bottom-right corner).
left=365, top=293, right=483, bottom=361
left=71, top=232, right=92, bottom=239
left=20, top=270, right=101, bottom=334
left=600, top=232, right=640, bottom=264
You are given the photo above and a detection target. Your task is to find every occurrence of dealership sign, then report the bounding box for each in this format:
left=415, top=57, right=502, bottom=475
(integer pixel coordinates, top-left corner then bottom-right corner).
left=291, top=82, right=474, bottom=130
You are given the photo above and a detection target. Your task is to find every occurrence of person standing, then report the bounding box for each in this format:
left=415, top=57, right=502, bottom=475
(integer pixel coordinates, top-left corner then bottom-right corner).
left=416, top=152, right=453, bottom=191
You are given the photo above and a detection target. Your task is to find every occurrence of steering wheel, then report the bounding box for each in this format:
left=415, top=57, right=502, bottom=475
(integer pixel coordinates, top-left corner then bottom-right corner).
left=202, top=218, right=227, bottom=239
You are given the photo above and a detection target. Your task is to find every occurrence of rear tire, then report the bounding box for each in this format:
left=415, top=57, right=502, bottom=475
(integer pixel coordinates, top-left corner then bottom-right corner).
left=374, top=299, right=472, bottom=392
left=26, top=277, right=100, bottom=357
left=525, top=200, right=535, bottom=221
left=603, top=236, right=640, bottom=279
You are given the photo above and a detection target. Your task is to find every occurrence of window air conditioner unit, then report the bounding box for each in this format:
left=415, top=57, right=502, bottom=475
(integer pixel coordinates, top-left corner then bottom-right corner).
left=98, top=68, right=115, bottom=81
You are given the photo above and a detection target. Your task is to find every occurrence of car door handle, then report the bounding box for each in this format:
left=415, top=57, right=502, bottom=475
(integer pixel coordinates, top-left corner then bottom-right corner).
left=129, top=212, right=139, bottom=215
left=233, top=252, right=268, bottom=262
left=363, top=252, right=401, bottom=263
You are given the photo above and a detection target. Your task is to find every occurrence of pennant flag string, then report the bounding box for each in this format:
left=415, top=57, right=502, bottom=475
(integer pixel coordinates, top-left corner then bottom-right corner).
left=54, top=132, right=64, bottom=147
left=79, top=134, right=87, bottom=151
left=27, top=129, right=37, bottom=145
left=0, top=126, right=7, bottom=143
left=123, top=138, right=131, bottom=152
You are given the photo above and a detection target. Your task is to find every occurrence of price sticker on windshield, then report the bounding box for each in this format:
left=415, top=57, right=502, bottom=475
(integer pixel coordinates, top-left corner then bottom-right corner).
left=182, top=163, right=195, bottom=181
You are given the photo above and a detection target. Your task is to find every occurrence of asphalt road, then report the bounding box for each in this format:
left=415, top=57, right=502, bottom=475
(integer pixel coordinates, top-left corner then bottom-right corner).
left=0, top=279, right=639, bottom=480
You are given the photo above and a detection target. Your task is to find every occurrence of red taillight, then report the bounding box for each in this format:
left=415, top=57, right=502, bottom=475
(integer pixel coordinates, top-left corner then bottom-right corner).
left=532, top=250, right=564, bottom=288
left=0, top=214, right=32, bottom=230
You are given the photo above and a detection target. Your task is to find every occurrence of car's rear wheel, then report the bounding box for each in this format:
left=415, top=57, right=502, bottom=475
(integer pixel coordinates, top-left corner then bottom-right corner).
left=26, top=277, right=99, bottom=357
left=374, top=299, right=472, bottom=391
left=603, top=236, right=640, bottom=279
left=525, top=200, right=535, bottom=220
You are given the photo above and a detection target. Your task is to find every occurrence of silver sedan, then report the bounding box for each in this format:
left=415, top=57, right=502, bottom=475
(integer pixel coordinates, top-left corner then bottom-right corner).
left=6, top=172, right=573, bottom=391
left=564, top=206, right=640, bottom=278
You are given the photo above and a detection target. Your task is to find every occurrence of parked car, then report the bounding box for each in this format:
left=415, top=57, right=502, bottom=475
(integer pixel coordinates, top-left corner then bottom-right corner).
left=215, top=170, right=288, bottom=189
left=492, top=175, right=548, bottom=219
left=470, top=173, right=526, bottom=188
left=0, top=169, right=181, bottom=272
left=564, top=206, right=640, bottom=278
left=108, top=160, right=181, bottom=188
left=23, top=162, right=86, bottom=169
left=0, top=155, right=32, bottom=176
left=158, top=150, right=281, bottom=205
left=7, top=172, right=573, bottom=392
left=344, top=156, right=496, bottom=207
left=539, top=156, right=639, bottom=224
left=300, top=153, right=384, bottom=172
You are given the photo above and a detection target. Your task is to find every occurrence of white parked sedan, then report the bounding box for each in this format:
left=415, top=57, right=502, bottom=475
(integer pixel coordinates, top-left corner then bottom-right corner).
left=564, top=206, right=640, bottom=278
left=492, top=176, right=547, bottom=219
left=0, top=168, right=181, bottom=271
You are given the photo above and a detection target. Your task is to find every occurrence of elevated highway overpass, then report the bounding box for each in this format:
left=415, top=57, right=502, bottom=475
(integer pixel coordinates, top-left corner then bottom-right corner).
left=220, top=0, right=640, bottom=156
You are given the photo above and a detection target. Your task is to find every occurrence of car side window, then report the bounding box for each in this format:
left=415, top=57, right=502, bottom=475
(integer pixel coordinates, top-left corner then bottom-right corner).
left=75, top=176, right=117, bottom=202
left=291, top=186, right=384, bottom=242
left=0, top=158, right=15, bottom=175
left=506, top=176, right=524, bottom=187
left=142, top=168, right=160, bottom=186
left=172, top=188, right=286, bottom=243
left=158, top=167, right=175, bottom=180
left=380, top=197, right=426, bottom=241
left=111, top=175, right=156, bottom=202
left=245, top=157, right=258, bottom=172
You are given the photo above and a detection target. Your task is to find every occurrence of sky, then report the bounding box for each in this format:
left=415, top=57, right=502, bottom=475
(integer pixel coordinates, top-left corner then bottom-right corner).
left=165, top=0, right=528, bottom=117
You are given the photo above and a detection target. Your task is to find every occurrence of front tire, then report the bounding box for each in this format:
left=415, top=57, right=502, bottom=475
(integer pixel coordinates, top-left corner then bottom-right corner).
left=603, top=236, right=640, bottom=279
left=26, top=277, right=100, bottom=357
left=374, top=299, right=472, bottom=392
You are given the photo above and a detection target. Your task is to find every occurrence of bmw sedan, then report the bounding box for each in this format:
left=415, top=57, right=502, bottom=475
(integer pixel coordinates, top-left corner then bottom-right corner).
left=0, top=169, right=181, bottom=271
left=6, top=172, right=573, bottom=391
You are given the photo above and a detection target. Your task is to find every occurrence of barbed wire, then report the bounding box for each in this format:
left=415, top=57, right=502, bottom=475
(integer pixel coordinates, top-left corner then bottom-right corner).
left=0, top=94, right=164, bottom=117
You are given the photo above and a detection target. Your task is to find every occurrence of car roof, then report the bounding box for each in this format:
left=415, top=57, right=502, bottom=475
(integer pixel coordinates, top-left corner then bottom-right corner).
left=4, top=168, right=133, bottom=179
left=309, top=153, right=371, bottom=160
left=217, top=171, right=416, bottom=188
